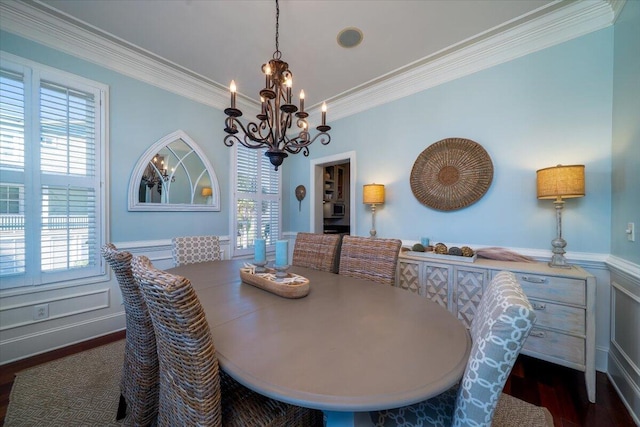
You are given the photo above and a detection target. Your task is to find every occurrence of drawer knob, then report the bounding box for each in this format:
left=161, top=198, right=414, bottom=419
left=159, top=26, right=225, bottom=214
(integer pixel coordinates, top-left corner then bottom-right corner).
left=532, top=303, right=546, bottom=311
left=521, top=275, right=547, bottom=284
left=530, top=330, right=546, bottom=338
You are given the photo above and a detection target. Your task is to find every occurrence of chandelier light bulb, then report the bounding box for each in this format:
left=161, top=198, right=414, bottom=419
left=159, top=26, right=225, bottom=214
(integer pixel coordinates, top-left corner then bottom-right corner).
left=229, top=80, right=237, bottom=109
left=321, top=102, right=327, bottom=126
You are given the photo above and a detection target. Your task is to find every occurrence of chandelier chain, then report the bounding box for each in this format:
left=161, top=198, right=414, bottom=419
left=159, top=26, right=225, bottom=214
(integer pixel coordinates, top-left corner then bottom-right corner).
left=274, top=0, right=281, bottom=59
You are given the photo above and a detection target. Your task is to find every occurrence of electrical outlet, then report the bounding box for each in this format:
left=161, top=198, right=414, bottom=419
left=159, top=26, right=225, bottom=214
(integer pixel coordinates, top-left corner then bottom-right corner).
left=33, top=303, right=49, bottom=320
left=627, top=222, right=635, bottom=242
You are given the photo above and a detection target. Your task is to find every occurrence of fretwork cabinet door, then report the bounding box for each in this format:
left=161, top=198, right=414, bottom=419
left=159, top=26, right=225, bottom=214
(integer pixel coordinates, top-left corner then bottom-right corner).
left=423, top=262, right=450, bottom=309
left=452, top=266, right=489, bottom=328
left=397, top=259, right=423, bottom=295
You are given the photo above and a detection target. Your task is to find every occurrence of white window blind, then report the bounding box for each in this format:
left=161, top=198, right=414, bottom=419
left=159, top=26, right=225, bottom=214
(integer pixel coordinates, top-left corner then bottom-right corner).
left=0, top=53, right=107, bottom=289
left=233, top=146, right=280, bottom=257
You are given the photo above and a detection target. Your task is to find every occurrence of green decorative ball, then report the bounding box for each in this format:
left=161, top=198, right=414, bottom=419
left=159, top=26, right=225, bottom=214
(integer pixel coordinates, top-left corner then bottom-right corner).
left=412, top=243, right=425, bottom=252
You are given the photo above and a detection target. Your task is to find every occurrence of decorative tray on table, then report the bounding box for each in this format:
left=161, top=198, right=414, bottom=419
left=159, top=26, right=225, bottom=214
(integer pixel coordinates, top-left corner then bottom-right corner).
left=239, top=264, right=310, bottom=299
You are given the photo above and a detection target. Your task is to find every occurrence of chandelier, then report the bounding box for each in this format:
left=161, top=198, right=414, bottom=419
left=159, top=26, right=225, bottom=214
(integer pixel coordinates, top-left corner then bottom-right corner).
left=142, top=154, right=175, bottom=194
left=223, top=0, right=331, bottom=171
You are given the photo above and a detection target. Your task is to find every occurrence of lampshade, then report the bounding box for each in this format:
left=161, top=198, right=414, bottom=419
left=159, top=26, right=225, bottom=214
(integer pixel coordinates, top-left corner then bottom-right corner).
left=201, top=187, right=213, bottom=197
left=536, top=165, right=585, bottom=200
left=363, top=184, right=385, bottom=205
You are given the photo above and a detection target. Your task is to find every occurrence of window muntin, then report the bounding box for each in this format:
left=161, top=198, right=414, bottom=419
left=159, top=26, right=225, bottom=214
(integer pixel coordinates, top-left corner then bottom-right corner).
left=0, top=53, right=107, bottom=289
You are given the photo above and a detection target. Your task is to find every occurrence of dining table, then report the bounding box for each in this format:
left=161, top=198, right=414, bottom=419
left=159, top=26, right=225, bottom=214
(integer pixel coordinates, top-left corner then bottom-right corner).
left=168, top=259, right=471, bottom=427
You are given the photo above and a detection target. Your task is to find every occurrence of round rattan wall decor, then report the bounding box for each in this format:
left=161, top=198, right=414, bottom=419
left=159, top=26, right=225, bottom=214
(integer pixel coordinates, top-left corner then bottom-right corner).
left=410, top=138, right=493, bottom=211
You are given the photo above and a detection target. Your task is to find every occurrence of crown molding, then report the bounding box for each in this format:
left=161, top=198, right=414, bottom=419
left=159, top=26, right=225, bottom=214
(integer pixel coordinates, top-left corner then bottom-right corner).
left=0, top=0, right=618, bottom=121
left=0, top=0, right=258, bottom=114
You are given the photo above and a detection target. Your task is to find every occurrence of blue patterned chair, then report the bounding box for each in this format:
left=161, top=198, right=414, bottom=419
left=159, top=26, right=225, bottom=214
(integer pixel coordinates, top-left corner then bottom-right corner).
left=172, top=235, right=222, bottom=266
left=371, top=271, right=537, bottom=427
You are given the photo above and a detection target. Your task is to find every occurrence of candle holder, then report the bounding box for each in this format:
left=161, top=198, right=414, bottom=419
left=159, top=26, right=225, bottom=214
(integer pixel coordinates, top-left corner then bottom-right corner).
left=253, top=260, right=267, bottom=273
left=273, top=264, right=290, bottom=280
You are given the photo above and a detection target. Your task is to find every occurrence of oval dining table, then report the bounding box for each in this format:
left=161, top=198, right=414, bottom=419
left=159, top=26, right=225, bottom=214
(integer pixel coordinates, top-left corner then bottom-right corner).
left=168, top=259, right=471, bottom=426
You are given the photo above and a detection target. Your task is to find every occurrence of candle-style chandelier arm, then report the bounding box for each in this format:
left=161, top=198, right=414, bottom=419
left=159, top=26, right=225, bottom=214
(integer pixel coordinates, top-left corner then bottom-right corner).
left=223, top=118, right=273, bottom=151
left=281, top=131, right=331, bottom=155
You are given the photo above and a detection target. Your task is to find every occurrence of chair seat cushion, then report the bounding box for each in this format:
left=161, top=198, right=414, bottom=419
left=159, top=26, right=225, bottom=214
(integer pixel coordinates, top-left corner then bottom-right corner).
left=371, top=387, right=458, bottom=427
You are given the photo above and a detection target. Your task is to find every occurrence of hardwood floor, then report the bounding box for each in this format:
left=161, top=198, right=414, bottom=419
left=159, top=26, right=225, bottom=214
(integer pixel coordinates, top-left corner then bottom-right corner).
left=0, top=331, right=635, bottom=426
left=505, top=355, right=636, bottom=426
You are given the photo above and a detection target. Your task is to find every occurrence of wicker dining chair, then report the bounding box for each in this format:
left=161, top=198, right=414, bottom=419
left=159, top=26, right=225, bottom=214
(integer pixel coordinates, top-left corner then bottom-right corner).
left=371, top=271, right=540, bottom=427
left=101, top=243, right=159, bottom=426
left=292, top=232, right=342, bottom=273
left=131, top=255, right=324, bottom=427
left=338, top=235, right=402, bottom=286
left=172, top=235, right=222, bottom=266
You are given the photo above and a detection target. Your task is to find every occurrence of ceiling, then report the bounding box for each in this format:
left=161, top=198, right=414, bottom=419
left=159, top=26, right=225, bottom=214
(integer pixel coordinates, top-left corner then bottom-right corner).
left=31, top=0, right=563, bottom=109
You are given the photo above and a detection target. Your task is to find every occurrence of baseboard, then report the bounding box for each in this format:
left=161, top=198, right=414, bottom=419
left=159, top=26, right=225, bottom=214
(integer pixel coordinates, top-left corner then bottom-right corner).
left=0, top=311, right=125, bottom=365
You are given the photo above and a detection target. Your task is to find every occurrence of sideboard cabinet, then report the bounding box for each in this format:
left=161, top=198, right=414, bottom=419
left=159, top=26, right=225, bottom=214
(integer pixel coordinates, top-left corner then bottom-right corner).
left=396, top=252, right=596, bottom=403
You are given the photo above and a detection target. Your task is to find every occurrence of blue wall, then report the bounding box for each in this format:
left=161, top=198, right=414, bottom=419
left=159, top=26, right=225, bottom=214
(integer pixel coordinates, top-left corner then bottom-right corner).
left=285, top=29, right=614, bottom=255
left=1, top=24, right=622, bottom=258
left=612, top=0, right=640, bottom=264
left=0, top=31, right=231, bottom=243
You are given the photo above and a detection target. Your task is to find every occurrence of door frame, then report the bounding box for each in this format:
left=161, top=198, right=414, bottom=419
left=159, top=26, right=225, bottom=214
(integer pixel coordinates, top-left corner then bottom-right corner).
left=310, top=151, right=357, bottom=234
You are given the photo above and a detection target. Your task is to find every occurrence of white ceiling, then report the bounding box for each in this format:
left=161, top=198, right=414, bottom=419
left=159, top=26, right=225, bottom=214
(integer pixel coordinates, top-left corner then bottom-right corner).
left=33, top=0, right=562, bottom=109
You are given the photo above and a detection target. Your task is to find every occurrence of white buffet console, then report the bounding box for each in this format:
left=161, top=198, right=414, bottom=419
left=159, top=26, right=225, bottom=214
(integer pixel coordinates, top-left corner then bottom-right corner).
left=396, top=251, right=596, bottom=403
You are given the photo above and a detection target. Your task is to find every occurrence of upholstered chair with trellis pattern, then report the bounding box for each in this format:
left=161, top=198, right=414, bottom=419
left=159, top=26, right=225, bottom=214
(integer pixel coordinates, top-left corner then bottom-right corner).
left=292, top=232, right=342, bottom=273
left=338, top=236, right=402, bottom=286
left=101, top=243, right=159, bottom=426
left=371, top=271, right=537, bottom=427
left=171, top=235, right=222, bottom=266
left=131, top=255, right=324, bottom=427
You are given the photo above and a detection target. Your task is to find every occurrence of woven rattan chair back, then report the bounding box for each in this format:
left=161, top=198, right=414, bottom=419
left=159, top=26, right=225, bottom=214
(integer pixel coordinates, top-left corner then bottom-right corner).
left=338, top=236, right=402, bottom=286
left=292, top=232, right=341, bottom=273
left=172, top=235, right=222, bottom=266
left=131, top=256, right=323, bottom=427
left=131, top=255, right=222, bottom=426
left=101, top=244, right=158, bottom=426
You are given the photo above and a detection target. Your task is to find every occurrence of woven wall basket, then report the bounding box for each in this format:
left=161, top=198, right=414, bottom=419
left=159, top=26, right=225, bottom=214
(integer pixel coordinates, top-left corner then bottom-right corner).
left=410, top=138, right=493, bottom=211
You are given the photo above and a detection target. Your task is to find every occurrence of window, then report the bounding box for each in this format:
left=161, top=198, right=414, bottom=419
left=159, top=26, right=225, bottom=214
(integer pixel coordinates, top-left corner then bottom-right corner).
left=232, top=145, right=280, bottom=257
left=0, top=53, right=107, bottom=289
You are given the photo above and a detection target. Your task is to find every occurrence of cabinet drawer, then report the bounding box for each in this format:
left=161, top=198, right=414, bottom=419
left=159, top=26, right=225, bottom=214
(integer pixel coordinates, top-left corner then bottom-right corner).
left=524, top=328, right=585, bottom=365
left=529, top=299, right=585, bottom=335
left=515, top=273, right=585, bottom=306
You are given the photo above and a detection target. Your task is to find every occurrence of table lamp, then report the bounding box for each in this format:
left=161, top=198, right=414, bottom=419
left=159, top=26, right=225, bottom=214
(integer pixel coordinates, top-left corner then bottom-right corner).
left=536, top=164, right=585, bottom=268
left=363, top=183, right=385, bottom=237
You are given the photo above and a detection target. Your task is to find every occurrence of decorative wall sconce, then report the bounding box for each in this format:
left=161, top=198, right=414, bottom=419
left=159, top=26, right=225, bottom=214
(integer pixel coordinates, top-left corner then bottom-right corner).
left=295, top=185, right=306, bottom=212
left=363, top=183, right=385, bottom=237
left=536, top=164, right=585, bottom=268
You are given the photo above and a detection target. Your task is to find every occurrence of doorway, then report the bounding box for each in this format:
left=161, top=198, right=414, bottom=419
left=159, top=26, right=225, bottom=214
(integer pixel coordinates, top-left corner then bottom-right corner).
left=310, top=151, right=356, bottom=235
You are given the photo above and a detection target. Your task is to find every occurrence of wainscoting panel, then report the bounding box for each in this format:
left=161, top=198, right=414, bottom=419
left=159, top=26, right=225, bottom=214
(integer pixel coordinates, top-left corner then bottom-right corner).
left=607, top=256, right=640, bottom=425
left=0, top=289, right=110, bottom=331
